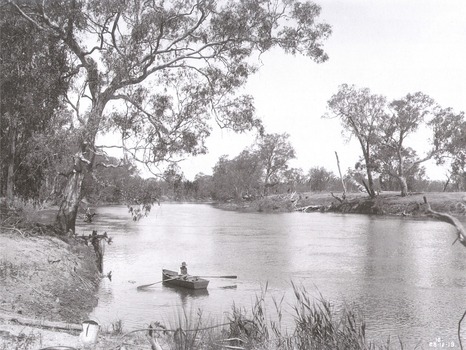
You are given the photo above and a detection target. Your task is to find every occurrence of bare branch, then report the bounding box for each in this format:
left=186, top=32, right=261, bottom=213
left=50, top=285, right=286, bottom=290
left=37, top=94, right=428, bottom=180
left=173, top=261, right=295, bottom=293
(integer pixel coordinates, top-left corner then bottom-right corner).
left=95, top=161, right=125, bottom=169
left=423, top=196, right=466, bottom=248
left=459, top=309, right=466, bottom=350
left=8, top=2, right=47, bottom=31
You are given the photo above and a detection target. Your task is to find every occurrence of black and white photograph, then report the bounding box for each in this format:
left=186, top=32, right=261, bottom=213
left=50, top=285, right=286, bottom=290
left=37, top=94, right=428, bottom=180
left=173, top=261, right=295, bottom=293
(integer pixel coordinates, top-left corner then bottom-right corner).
left=1, top=0, right=465, bottom=349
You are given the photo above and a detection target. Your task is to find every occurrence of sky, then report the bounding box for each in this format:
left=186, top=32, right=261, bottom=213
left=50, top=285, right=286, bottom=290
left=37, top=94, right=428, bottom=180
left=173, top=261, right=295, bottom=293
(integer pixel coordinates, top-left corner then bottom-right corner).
left=177, top=0, right=466, bottom=181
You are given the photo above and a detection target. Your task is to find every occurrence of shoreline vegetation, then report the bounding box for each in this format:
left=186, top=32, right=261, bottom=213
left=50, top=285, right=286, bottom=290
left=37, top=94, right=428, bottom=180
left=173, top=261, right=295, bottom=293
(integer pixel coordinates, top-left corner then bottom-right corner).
left=1, top=192, right=465, bottom=349
left=214, top=191, right=466, bottom=218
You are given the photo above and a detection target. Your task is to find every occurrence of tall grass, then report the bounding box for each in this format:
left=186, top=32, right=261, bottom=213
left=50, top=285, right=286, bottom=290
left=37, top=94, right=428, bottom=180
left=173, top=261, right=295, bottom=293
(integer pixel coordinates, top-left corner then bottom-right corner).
left=289, top=282, right=368, bottom=350
left=158, top=283, right=394, bottom=350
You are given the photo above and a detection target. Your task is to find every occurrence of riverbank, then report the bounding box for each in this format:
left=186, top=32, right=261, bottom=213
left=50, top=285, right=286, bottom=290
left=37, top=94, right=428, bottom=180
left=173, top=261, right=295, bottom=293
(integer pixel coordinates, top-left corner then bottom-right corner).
left=0, top=204, right=126, bottom=349
left=214, top=191, right=466, bottom=217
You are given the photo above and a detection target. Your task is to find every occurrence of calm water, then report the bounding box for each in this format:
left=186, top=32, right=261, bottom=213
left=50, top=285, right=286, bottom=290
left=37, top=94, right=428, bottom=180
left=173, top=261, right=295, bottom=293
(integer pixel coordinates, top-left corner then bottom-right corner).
left=79, top=203, right=466, bottom=347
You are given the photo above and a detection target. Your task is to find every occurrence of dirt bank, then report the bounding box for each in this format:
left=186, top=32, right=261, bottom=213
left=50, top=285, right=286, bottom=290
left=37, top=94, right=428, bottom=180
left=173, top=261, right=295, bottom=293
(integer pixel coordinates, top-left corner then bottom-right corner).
left=0, top=207, right=107, bottom=350
left=0, top=204, right=162, bottom=349
left=0, top=231, right=100, bottom=323
left=215, top=191, right=466, bottom=218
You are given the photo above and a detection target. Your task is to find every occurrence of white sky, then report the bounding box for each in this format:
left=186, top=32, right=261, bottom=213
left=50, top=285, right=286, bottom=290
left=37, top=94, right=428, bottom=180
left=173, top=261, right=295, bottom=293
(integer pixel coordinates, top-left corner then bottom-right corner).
left=177, top=0, right=466, bottom=181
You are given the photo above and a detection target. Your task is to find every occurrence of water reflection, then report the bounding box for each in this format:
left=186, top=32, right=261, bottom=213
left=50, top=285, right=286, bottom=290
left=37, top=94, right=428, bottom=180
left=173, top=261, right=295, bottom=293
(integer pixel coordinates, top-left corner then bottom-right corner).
left=162, top=285, right=209, bottom=308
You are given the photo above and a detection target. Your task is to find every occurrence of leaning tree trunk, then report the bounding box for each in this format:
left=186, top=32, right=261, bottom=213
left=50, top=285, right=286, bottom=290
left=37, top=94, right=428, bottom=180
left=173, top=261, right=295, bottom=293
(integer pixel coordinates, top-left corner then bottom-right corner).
left=364, top=158, right=376, bottom=198
left=366, top=173, right=376, bottom=197
left=334, top=151, right=347, bottom=200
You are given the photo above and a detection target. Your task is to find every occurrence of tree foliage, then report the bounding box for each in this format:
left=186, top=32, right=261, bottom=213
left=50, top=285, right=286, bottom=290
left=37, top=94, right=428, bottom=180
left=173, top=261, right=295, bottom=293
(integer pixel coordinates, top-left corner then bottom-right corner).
left=431, top=109, right=466, bottom=190
left=256, top=133, right=296, bottom=194
left=307, top=166, right=336, bottom=192
left=373, top=92, right=435, bottom=196
left=0, top=4, right=71, bottom=203
left=211, top=150, right=262, bottom=201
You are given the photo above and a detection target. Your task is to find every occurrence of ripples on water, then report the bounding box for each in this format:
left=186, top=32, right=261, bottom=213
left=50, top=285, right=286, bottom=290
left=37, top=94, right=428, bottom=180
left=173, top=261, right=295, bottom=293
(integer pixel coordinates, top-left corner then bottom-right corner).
left=81, top=203, right=466, bottom=347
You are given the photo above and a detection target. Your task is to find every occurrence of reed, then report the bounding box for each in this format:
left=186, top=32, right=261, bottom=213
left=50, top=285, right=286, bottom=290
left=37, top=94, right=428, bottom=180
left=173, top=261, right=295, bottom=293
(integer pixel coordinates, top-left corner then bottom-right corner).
left=161, top=282, right=405, bottom=350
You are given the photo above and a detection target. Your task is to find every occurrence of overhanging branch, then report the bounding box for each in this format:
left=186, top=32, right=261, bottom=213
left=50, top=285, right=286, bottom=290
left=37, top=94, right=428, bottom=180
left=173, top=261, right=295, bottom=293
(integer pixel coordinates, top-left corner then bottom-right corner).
left=423, top=196, right=466, bottom=248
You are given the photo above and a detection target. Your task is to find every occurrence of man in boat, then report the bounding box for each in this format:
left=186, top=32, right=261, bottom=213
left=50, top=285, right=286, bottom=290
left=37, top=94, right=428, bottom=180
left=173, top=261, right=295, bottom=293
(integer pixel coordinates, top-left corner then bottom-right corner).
left=180, top=262, right=188, bottom=276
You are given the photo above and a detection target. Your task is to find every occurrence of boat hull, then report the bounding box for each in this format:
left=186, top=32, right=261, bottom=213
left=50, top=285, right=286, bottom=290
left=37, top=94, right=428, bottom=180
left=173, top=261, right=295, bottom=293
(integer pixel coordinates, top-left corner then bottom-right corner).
left=162, top=269, right=209, bottom=290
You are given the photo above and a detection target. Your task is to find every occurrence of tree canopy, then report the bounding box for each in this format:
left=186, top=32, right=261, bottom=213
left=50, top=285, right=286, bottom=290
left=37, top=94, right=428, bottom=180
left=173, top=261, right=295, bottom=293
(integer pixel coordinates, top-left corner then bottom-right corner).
left=257, top=133, right=296, bottom=194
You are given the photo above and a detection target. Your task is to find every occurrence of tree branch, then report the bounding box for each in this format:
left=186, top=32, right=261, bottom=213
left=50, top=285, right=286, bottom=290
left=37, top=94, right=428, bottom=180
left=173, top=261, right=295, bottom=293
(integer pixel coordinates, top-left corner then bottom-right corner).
left=8, top=2, right=47, bottom=31
left=423, top=196, right=466, bottom=248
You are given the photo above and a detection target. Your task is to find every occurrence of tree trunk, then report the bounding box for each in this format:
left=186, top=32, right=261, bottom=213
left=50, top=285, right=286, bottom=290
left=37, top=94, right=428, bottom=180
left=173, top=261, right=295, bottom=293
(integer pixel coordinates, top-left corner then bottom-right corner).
left=264, top=173, right=270, bottom=196
left=54, top=100, right=104, bottom=234
left=366, top=172, right=376, bottom=197
left=334, top=151, right=347, bottom=200
left=364, top=158, right=376, bottom=198
left=55, top=169, right=85, bottom=234
left=54, top=137, right=95, bottom=234
left=398, top=176, right=409, bottom=197
left=6, top=153, right=15, bottom=204
left=443, top=175, right=451, bottom=192
left=6, top=119, right=17, bottom=204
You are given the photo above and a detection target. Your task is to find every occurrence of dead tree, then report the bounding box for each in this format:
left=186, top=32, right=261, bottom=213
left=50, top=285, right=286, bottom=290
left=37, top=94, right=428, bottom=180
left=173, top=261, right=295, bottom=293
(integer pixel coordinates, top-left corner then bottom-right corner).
left=334, top=151, right=347, bottom=200
left=79, top=230, right=112, bottom=273
left=423, top=196, right=466, bottom=247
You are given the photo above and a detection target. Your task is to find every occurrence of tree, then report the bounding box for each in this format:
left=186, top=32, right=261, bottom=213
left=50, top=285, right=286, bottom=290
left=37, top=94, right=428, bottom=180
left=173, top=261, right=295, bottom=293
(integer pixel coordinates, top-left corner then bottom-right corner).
left=373, top=92, right=435, bottom=196
left=193, top=173, right=213, bottom=200
left=324, top=84, right=386, bottom=198
left=0, top=5, right=70, bottom=204
left=211, top=150, right=262, bottom=200
left=162, top=163, right=185, bottom=200
left=282, top=167, right=305, bottom=192
left=9, top=0, right=331, bottom=233
left=431, top=109, right=466, bottom=191
left=307, top=166, right=336, bottom=192
left=256, top=132, right=296, bottom=195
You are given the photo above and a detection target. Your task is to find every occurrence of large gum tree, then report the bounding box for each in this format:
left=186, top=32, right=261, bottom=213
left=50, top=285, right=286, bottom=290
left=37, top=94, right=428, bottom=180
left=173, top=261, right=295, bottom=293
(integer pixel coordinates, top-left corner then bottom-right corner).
left=374, top=92, right=435, bottom=197
left=8, top=0, right=331, bottom=233
left=325, top=84, right=386, bottom=198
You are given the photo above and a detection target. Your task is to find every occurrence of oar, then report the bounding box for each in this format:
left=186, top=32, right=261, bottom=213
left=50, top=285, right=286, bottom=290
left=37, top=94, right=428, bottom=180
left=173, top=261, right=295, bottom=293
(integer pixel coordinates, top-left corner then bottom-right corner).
left=196, top=275, right=237, bottom=279
left=137, top=276, right=179, bottom=290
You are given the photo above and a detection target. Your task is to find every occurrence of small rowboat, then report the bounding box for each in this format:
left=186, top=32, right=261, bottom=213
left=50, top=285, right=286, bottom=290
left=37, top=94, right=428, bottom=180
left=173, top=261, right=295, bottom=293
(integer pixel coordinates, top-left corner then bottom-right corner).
left=162, top=269, right=209, bottom=290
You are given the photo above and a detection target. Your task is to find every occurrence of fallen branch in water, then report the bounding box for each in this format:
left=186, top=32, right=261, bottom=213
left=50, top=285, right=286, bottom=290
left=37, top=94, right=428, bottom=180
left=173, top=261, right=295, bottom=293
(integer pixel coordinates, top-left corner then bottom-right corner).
left=423, top=196, right=466, bottom=248
left=294, top=205, right=324, bottom=212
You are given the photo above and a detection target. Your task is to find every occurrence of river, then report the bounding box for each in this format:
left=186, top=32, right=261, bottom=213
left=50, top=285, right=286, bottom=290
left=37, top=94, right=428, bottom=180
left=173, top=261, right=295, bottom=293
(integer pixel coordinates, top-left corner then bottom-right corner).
left=80, top=203, right=466, bottom=347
